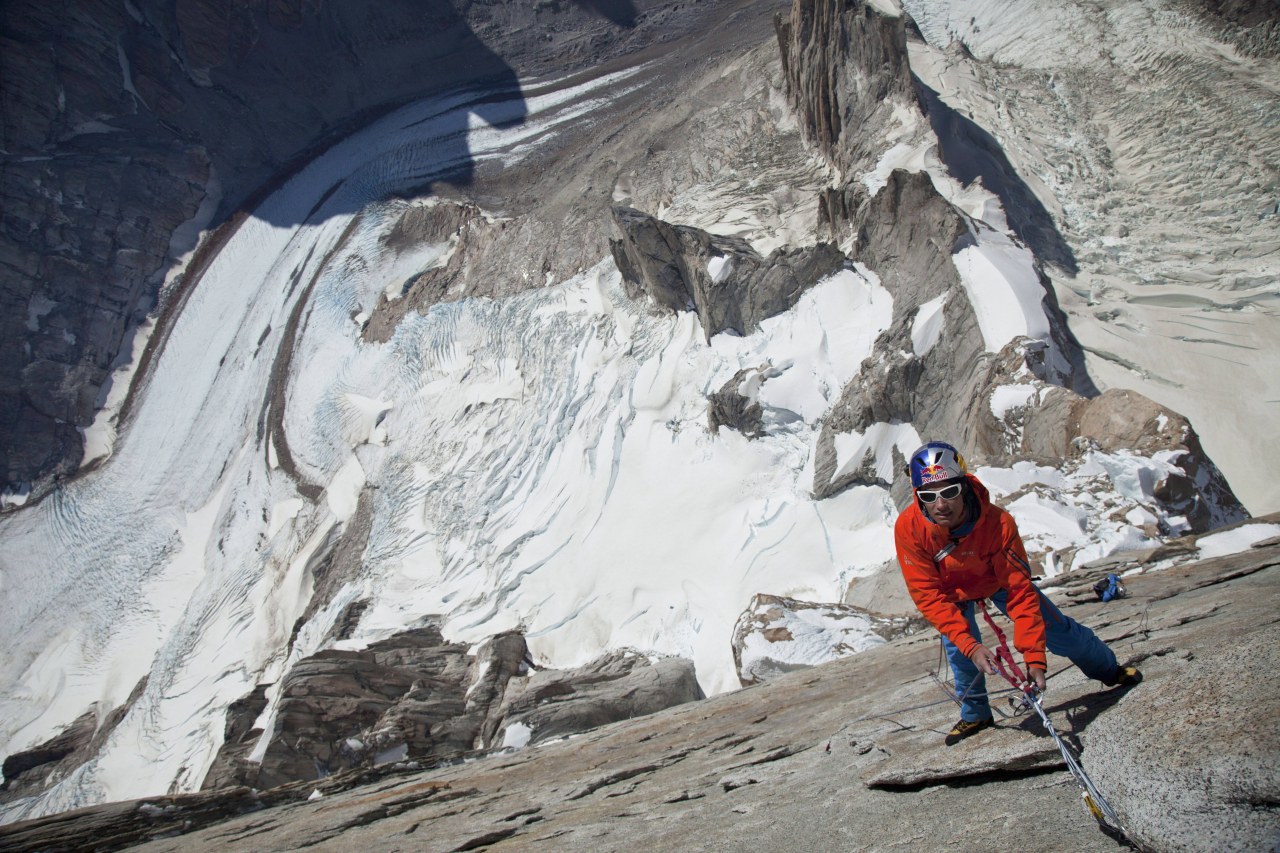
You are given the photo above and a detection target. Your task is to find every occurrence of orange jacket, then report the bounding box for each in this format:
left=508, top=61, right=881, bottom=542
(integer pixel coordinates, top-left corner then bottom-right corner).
left=894, top=475, right=1046, bottom=670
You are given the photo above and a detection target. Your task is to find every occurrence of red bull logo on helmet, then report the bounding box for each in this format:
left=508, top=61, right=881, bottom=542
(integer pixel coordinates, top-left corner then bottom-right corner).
left=919, top=464, right=950, bottom=485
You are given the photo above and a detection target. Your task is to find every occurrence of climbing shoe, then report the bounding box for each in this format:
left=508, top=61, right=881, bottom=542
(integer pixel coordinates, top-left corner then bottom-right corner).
left=944, top=716, right=994, bottom=746
left=1103, top=664, right=1143, bottom=688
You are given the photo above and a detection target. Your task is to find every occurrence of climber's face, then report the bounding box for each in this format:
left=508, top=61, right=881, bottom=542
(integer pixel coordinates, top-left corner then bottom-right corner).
left=918, top=478, right=965, bottom=529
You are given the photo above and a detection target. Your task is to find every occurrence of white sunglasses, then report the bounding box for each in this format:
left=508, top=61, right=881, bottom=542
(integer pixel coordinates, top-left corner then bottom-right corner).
left=917, top=483, right=963, bottom=503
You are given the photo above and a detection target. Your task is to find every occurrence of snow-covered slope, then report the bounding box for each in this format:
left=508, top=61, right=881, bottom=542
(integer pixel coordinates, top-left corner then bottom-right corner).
left=0, top=0, right=1274, bottom=823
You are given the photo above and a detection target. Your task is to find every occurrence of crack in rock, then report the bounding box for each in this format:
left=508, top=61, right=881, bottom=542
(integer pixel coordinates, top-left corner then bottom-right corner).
left=451, top=826, right=519, bottom=851
left=563, top=752, right=691, bottom=801
left=864, top=754, right=1067, bottom=791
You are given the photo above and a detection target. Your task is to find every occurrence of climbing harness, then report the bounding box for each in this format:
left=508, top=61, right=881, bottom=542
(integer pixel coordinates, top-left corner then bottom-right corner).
left=978, top=603, right=1134, bottom=845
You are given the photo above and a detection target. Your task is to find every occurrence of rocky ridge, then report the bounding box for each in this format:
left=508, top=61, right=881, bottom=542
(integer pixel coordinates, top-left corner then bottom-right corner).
left=899, top=0, right=1280, bottom=514
left=607, top=205, right=845, bottom=340
left=769, top=0, right=1246, bottom=537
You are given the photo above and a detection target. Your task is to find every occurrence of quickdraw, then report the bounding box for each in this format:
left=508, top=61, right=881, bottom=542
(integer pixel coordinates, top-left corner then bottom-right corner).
left=979, top=603, right=1134, bottom=845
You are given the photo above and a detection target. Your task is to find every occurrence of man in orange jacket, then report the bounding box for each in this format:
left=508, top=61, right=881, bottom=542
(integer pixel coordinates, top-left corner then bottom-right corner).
left=895, top=441, right=1141, bottom=745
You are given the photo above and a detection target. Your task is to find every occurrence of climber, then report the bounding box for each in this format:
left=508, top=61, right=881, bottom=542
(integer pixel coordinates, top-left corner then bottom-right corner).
left=894, top=441, right=1142, bottom=745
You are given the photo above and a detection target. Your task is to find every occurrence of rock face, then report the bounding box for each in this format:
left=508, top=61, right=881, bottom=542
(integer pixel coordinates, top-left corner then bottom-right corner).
left=247, top=627, right=479, bottom=790
left=201, top=625, right=700, bottom=792
left=487, top=652, right=704, bottom=748
left=774, top=0, right=915, bottom=175
left=608, top=205, right=845, bottom=340
left=810, top=169, right=980, bottom=497
left=777, top=0, right=1090, bottom=495
left=1019, top=387, right=1248, bottom=532
left=707, top=366, right=773, bottom=438
left=1089, top=619, right=1280, bottom=852
left=3, top=535, right=1275, bottom=853
left=775, top=0, right=1249, bottom=536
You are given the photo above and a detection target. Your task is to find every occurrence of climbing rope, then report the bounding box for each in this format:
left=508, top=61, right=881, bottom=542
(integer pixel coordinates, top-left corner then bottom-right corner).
left=978, top=603, right=1134, bottom=845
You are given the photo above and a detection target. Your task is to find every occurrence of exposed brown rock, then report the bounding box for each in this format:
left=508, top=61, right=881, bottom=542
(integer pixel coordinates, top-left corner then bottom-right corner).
left=609, top=205, right=846, bottom=340
left=0, top=710, right=97, bottom=794
left=1015, top=385, right=1249, bottom=532
left=707, top=367, right=767, bottom=438
left=202, top=624, right=700, bottom=793
left=234, top=626, right=480, bottom=790
left=775, top=0, right=916, bottom=173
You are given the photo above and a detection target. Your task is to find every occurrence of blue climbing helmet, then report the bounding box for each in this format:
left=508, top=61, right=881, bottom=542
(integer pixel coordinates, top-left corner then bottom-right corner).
left=907, top=441, right=968, bottom=489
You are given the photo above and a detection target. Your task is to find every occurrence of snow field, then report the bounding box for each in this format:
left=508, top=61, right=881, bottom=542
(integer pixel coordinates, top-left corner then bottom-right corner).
left=953, top=226, right=1051, bottom=354
left=910, top=293, right=948, bottom=355
left=975, top=450, right=1193, bottom=573
left=304, top=260, right=900, bottom=701
left=1195, top=523, right=1280, bottom=561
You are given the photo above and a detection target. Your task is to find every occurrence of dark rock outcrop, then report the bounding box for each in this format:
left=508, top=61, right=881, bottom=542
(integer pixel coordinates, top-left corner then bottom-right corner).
left=203, top=625, right=701, bottom=792
left=707, top=367, right=769, bottom=437
left=250, top=626, right=477, bottom=789
left=361, top=202, right=500, bottom=343
left=811, top=169, right=994, bottom=497
left=0, top=711, right=97, bottom=794
left=608, top=205, right=845, bottom=340
left=0, top=677, right=148, bottom=807
left=775, top=0, right=916, bottom=173
left=775, top=0, right=1075, bottom=500
left=199, top=684, right=270, bottom=792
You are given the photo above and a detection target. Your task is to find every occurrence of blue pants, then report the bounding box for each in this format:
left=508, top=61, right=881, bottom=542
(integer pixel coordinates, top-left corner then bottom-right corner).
left=945, top=588, right=1118, bottom=722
